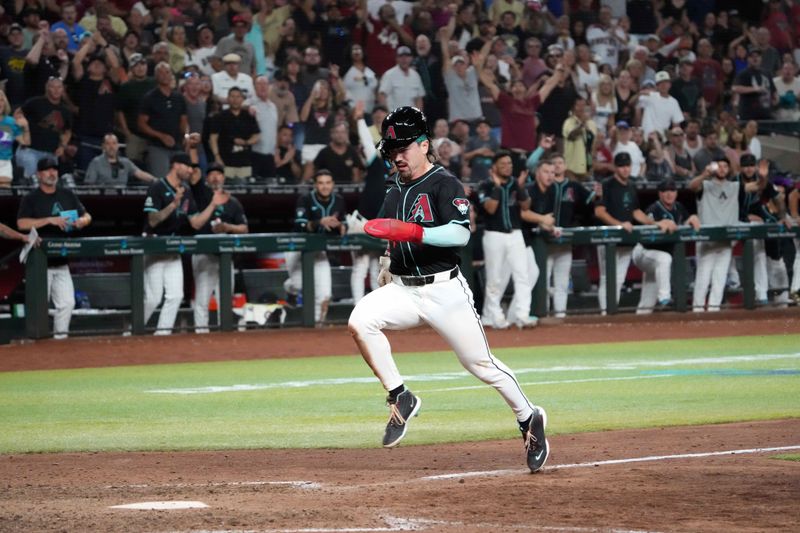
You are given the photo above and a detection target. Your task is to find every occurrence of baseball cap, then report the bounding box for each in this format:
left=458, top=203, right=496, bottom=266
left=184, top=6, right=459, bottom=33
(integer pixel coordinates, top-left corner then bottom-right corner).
left=222, top=53, right=242, bottom=63
left=747, top=46, right=762, bottom=56
left=170, top=152, right=192, bottom=167
left=396, top=46, right=412, bottom=56
left=547, top=44, right=564, bottom=56
left=8, top=23, right=23, bottom=33
left=206, top=162, right=225, bottom=175
left=129, top=53, right=146, bottom=66
left=658, top=179, right=677, bottom=192
left=37, top=157, right=59, bottom=171
left=679, top=56, right=694, bottom=65
left=642, top=79, right=656, bottom=88
left=740, top=153, right=757, bottom=167
left=614, top=152, right=632, bottom=167
left=669, top=127, right=684, bottom=136
left=713, top=154, right=730, bottom=164
left=655, top=71, right=671, bottom=83
left=645, top=34, right=660, bottom=42
left=451, top=55, right=466, bottom=65
left=615, top=120, right=630, bottom=129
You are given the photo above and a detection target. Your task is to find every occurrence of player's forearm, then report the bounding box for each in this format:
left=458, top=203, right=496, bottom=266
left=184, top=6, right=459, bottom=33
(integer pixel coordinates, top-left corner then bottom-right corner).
left=0, top=223, right=26, bottom=241
left=17, top=218, right=51, bottom=231
left=421, top=223, right=470, bottom=247
left=594, top=206, right=621, bottom=226
left=147, top=203, right=178, bottom=227
left=190, top=202, right=217, bottom=230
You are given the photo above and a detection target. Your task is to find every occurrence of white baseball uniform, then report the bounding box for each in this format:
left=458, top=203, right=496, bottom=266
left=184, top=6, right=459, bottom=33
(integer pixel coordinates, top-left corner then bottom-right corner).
left=47, top=264, right=75, bottom=339
left=143, top=254, right=185, bottom=334
left=192, top=254, right=237, bottom=333
left=632, top=243, right=672, bottom=313
left=283, top=250, right=333, bottom=323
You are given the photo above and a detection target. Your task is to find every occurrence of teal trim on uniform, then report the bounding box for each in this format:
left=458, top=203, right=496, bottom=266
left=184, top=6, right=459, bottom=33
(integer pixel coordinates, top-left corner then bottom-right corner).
left=553, top=180, right=565, bottom=226
left=398, top=165, right=444, bottom=276
left=656, top=201, right=675, bottom=221
left=143, top=208, right=158, bottom=213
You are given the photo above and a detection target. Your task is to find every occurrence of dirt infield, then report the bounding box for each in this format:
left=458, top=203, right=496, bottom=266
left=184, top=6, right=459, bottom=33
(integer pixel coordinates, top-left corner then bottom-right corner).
left=1, top=309, right=799, bottom=532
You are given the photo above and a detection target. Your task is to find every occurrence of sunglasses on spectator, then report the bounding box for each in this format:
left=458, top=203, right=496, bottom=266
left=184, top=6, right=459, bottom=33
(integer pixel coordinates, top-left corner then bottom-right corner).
left=183, top=71, right=199, bottom=79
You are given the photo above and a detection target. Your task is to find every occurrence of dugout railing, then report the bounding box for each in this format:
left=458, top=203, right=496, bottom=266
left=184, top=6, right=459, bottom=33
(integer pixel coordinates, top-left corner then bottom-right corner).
left=22, top=224, right=799, bottom=339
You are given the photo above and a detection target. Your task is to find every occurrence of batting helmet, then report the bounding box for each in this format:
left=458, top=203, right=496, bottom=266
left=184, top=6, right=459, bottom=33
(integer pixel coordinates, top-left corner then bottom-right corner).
left=377, top=106, right=430, bottom=158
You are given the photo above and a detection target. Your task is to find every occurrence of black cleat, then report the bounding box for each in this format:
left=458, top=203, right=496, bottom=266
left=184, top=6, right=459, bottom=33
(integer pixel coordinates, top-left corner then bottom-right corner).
left=382, top=390, right=421, bottom=448
left=522, top=406, right=549, bottom=473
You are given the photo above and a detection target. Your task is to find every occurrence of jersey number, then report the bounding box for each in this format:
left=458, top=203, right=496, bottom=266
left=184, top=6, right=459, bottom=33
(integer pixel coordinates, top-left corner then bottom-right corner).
left=407, top=193, right=434, bottom=223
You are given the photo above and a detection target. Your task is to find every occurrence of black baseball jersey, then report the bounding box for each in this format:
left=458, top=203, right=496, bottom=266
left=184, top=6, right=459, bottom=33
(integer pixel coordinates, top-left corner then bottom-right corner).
left=293, top=190, right=347, bottom=235
left=551, top=179, right=595, bottom=227
left=644, top=200, right=690, bottom=252
left=599, top=177, right=640, bottom=224
left=190, top=181, right=248, bottom=235
left=737, top=174, right=779, bottom=223
left=17, top=186, right=87, bottom=266
left=477, top=177, right=528, bottom=232
left=521, top=181, right=555, bottom=247
left=383, top=164, right=470, bottom=276
left=143, top=178, right=199, bottom=236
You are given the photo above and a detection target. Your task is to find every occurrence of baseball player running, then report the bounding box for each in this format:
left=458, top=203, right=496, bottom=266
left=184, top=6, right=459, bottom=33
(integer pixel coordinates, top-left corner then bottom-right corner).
left=142, top=152, right=223, bottom=334
left=478, top=150, right=534, bottom=329
left=633, top=180, right=700, bottom=313
left=189, top=161, right=249, bottom=333
left=285, top=169, right=347, bottom=325
left=348, top=107, right=549, bottom=473
left=688, top=156, right=745, bottom=312
left=17, top=157, right=91, bottom=339
left=594, top=152, right=674, bottom=313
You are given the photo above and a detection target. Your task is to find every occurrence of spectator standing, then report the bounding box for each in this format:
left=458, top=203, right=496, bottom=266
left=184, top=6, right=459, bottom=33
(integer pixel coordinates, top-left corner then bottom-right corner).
left=187, top=24, right=217, bottom=77
left=463, top=119, right=499, bottom=183
left=115, top=53, right=154, bottom=166
left=692, top=126, right=725, bottom=174
left=591, top=74, right=617, bottom=133
left=586, top=6, right=623, bottom=71
left=594, top=152, right=667, bottom=314
left=317, top=1, right=359, bottom=69
left=643, top=132, right=674, bottom=181
left=0, top=24, right=29, bottom=109
left=614, top=69, right=637, bottom=126
left=360, top=2, right=415, bottom=77
left=20, top=7, right=43, bottom=51
left=664, top=126, right=694, bottom=179
left=610, top=120, right=645, bottom=179
left=744, top=120, right=762, bottom=160
left=274, top=124, right=301, bottom=181
left=670, top=57, right=704, bottom=120
left=141, top=152, right=220, bottom=334
left=50, top=2, right=87, bottom=52
left=299, top=46, right=333, bottom=97
left=71, top=33, right=120, bottom=171
left=16, top=157, right=91, bottom=339
left=160, top=23, right=190, bottom=75
left=692, top=39, right=724, bottom=113
left=573, top=44, right=599, bottom=100
left=732, top=48, right=777, bottom=121
left=377, top=46, right=424, bottom=112
left=773, top=61, right=800, bottom=121
left=632, top=180, right=698, bottom=314
left=269, top=70, right=299, bottom=127
left=343, top=44, right=378, bottom=114
left=209, top=87, right=260, bottom=181
left=248, top=76, right=279, bottom=179
left=24, top=24, right=69, bottom=102
left=214, top=15, right=256, bottom=76
left=412, top=34, right=446, bottom=123
left=299, top=79, right=337, bottom=180
left=521, top=37, right=547, bottom=88
left=16, top=77, right=72, bottom=182
left=181, top=72, right=209, bottom=171
left=638, top=71, right=684, bottom=138
left=0, top=94, right=30, bottom=187
left=188, top=161, right=249, bottom=333
left=84, top=133, right=156, bottom=186
left=138, top=63, right=189, bottom=178
left=211, top=53, right=255, bottom=106
left=683, top=119, right=703, bottom=158
left=311, top=122, right=364, bottom=183
left=752, top=27, right=781, bottom=76
left=562, top=98, right=598, bottom=180
left=284, top=169, right=347, bottom=325
left=537, top=47, right=579, bottom=151
left=439, top=20, right=485, bottom=124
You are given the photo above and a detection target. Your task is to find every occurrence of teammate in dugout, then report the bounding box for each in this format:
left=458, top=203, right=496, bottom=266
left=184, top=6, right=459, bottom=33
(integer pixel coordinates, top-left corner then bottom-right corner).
left=632, top=180, right=700, bottom=314
left=188, top=161, right=249, bottom=333
left=17, top=157, right=90, bottom=339
left=594, top=152, right=676, bottom=314
left=284, top=169, right=347, bottom=325
left=142, top=152, right=228, bottom=334
left=477, top=149, right=536, bottom=330
left=348, top=106, right=549, bottom=473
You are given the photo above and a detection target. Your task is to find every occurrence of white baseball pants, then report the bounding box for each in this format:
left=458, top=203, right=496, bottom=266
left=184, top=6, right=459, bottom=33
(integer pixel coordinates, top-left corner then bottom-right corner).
left=767, top=256, right=790, bottom=306
left=505, top=246, right=539, bottom=325
left=284, top=250, right=332, bottom=322
left=546, top=244, right=572, bottom=318
left=350, top=250, right=380, bottom=304
left=143, top=254, right=184, bottom=335
left=692, top=241, right=732, bottom=312
left=47, top=264, right=75, bottom=339
left=482, top=230, right=530, bottom=327
left=632, top=243, right=672, bottom=314
left=753, top=240, right=769, bottom=302
left=792, top=239, right=800, bottom=294
left=597, top=245, right=632, bottom=313
left=348, top=270, right=536, bottom=423
left=192, top=254, right=236, bottom=333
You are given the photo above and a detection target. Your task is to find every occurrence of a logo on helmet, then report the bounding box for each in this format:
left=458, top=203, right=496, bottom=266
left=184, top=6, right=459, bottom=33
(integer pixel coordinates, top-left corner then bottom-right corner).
left=407, top=193, right=434, bottom=223
left=453, top=198, right=470, bottom=215
left=386, top=126, right=397, bottom=140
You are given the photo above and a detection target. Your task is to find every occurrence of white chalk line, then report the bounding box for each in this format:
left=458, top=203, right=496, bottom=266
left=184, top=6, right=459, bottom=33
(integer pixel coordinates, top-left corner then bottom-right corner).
left=420, top=374, right=675, bottom=393
left=106, top=480, right=321, bottom=490
left=145, top=352, right=800, bottom=395
left=421, top=445, right=800, bottom=481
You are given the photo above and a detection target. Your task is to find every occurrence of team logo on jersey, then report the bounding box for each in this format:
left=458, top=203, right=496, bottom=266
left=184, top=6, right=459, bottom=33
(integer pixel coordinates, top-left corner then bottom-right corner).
left=407, top=193, right=434, bottom=223
left=385, top=126, right=396, bottom=140
left=563, top=188, right=575, bottom=203
left=50, top=202, right=64, bottom=216
left=452, top=198, right=470, bottom=215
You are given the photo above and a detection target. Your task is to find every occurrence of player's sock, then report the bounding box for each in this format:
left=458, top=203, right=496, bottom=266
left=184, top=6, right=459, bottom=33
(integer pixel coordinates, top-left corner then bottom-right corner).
left=519, top=415, right=533, bottom=433
left=388, top=384, right=406, bottom=402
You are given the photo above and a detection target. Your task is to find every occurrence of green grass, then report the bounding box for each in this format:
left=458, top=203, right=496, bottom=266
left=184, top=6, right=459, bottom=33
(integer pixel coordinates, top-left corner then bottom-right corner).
left=772, top=454, right=800, bottom=462
left=0, top=334, right=798, bottom=453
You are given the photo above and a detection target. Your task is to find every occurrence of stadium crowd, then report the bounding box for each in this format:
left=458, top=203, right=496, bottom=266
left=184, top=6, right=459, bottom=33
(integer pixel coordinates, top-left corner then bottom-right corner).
left=2, top=0, right=800, bottom=337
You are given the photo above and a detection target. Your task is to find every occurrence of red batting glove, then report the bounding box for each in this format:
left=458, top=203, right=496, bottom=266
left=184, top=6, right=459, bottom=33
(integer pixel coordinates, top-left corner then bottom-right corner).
left=364, top=218, right=424, bottom=243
